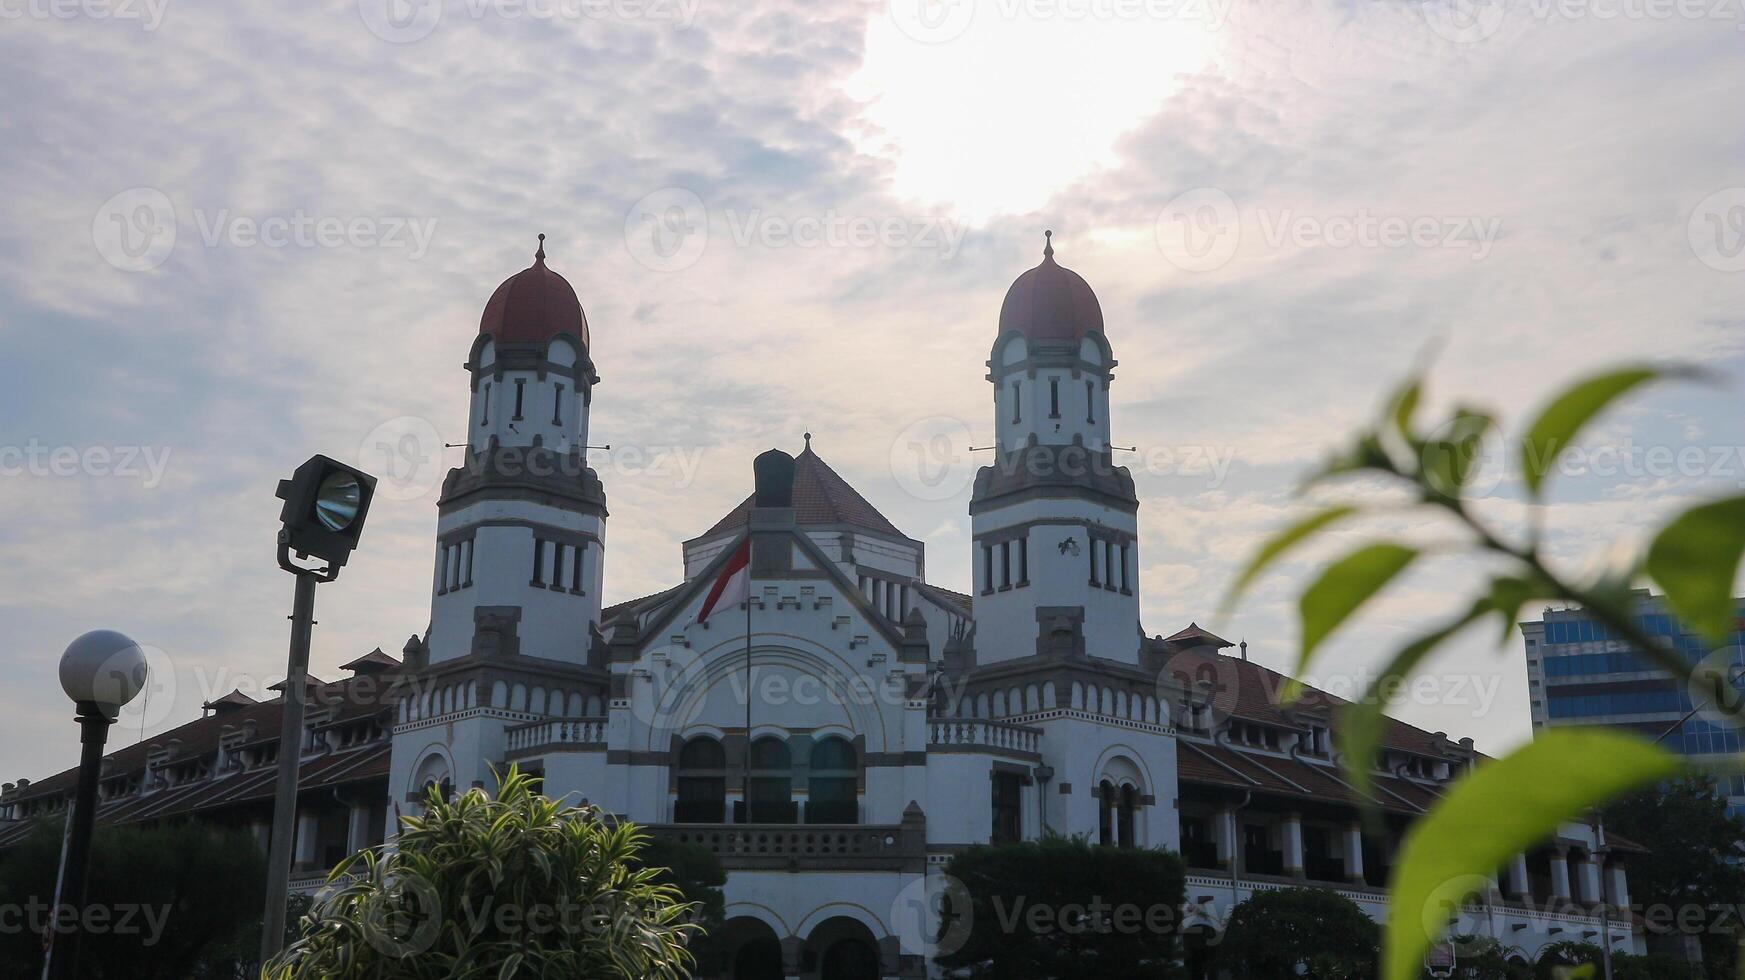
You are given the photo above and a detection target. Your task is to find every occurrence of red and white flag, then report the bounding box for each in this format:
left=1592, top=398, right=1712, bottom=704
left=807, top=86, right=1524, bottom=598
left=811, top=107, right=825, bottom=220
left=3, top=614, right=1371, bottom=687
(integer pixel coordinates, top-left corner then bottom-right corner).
left=694, top=538, right=751, bottom=624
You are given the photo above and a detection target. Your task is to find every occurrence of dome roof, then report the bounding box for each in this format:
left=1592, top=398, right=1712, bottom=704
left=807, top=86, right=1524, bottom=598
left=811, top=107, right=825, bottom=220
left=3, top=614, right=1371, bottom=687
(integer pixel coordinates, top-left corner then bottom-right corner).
left=997, top=231, right=1103, bottom=342
left=479, top=235, right=590, bottom=348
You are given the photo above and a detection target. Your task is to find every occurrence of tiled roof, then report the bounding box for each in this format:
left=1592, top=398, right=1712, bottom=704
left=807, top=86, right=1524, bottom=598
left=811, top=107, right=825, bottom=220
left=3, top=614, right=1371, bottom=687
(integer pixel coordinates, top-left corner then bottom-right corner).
left=699, top=448, right=907, bottom=540
left=0, top=663, right=401, bottom=845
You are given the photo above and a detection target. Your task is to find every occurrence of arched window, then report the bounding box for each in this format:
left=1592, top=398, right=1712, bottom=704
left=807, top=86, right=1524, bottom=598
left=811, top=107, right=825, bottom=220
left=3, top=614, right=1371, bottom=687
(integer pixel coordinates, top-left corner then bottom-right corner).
left=675, top=736, right=726, bottom=823
left=1098, top=779, right=1115, bottom=846
left=746, top=737, right=795, bottom=824
left=1118, top=784, right=1138, bottom=848
left=807, top=737, right=858, bottom=824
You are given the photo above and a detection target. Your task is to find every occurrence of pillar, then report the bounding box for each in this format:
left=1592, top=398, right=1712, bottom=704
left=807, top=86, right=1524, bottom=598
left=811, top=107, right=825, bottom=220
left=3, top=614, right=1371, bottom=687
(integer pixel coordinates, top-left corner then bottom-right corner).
left=1283, top=812, right=1304, bottom=878
left=1579, top=853, right=1603, bottom=905
left=346, top=803, right=373, bottom=855
left=1549, top=846, right=1571, bottom=901
left=1344, top=824, right=1366, bottom=884
left=294, top=809, right=321, bottom=868
left=1508, top=853, right=1531, bottom=901
left=1214, top=808, right=1236, bottom=869
left=1608, top=861, right=1630, bottom=910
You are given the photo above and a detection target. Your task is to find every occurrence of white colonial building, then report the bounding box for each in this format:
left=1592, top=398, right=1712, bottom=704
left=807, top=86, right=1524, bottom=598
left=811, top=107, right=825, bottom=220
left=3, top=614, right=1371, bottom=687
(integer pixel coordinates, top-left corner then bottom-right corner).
left=380, top=235, right=1643, bottom=978
left=0, top=234, right=1642, bottom=980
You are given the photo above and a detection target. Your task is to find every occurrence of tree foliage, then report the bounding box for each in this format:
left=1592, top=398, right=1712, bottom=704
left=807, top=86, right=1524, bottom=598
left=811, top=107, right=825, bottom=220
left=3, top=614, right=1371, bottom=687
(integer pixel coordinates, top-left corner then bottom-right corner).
left=1600, top=776, right=1745, bottom=978
left=1222, top=362, right=1745, bottom=980
left=935, top=835, right=1186, bottom=979
left=0, top=819, right=265, bottom=980
left=264, top=767, right=699, bottom=979
left=1217, top=887, right=1380, bottom=979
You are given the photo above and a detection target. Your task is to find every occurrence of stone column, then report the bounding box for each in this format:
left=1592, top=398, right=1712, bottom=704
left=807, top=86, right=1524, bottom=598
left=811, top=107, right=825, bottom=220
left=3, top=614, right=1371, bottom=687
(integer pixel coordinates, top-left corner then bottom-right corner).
left=294, top=809, right=321, bottom=869
left=1549, top=846, right=1571, bottom=901
left=1214, top=808, right=1236, bottom=869
left=1344, top=824, right=1366, bottom=884
left=1579, top=853, right=1603, bottom=905
left=1508, top=853, right=1531, bottom=901
left=1608, top=861, right=1630, bottom=910
left=346, top=803, right=374, bottom=855
left=1282, top=812, right=1304, bottom=878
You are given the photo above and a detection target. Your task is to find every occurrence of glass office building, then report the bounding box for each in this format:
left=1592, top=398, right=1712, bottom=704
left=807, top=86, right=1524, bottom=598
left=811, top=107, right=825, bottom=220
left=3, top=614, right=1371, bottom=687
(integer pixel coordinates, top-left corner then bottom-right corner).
left=1522, top=590, right=1745, bottom=818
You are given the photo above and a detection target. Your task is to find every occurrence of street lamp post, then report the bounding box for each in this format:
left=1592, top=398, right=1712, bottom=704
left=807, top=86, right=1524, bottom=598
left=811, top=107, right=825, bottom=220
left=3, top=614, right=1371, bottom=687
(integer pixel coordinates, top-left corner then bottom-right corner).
left=44, top=630, right=148, bottom=980
left=258, top=455, right=376, bottom=965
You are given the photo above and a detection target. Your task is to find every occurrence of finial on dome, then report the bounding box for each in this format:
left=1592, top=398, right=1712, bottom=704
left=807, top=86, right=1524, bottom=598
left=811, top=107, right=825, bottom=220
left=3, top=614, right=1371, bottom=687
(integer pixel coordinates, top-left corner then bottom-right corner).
left=535, top=233, right=546, bottom=262
left=1043, top=229, right=1054, bottom=259
left=803, top=432, right=812, bottom=451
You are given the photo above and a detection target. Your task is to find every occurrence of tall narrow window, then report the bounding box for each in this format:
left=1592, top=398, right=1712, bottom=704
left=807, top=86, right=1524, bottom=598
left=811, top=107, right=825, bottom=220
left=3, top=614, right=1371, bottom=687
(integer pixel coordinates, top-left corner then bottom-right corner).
left=462, top=538, right=474, bottom=587
left=572, top=544, right=585, bottom=595
left=1119, top=544, right=1130, bottom=592
left=1010, top=381, right=1021, bottom=423
left=553, top=383, right=565, bottom=425
left=531, top=539, right=546, bottom=586
left=1049, top=378, right=1060, bottom=418
left=480, top=384, right=491, bottom=426
left=1105, top=542, right=1116, bottom=590
left=550, top=543, right=566, bottom=590
left=991, top=771, right=1023, bottom=843
left=1089, top=539, right=1102, bottom=587
left=1098, top=780, right=1115, bottom=846
left=999, top=541, right=1011, bottom=588
left=675, top=737, right=726, bottom=824
left=513, top=379, right=526, bottom=420
left=1086, top=380, right=1096, bottom=424
left=807, top=737, right=859, bottom=825
left=745, top=738, right=795, bottom=824
left=983, top=544, right=995, bottom=593
left=1017, top=537, right=1028, bottom=584
left=1117, top=785, right=1137, bottom=848
left=435, top=545, right=449, bottom=595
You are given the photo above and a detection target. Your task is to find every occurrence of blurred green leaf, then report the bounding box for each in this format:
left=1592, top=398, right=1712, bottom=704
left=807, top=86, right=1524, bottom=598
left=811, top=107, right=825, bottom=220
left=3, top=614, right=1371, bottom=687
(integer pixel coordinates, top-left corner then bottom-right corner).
left=1337, top=601, right=1489, bottom=804
left=1291, top=543, right=1418, bottom=698
left=1387, top=376, right=1423, bottom=443
left=1310, top=432, right=1396, bottom=486
left=1420, top=409, right=1495, bottom=502
left=1519, top=367, right=1692, bottom=497
left=1221, top=505, right=1359, bottom=614
left=1647, top=495, right=1745, bottom=647
left=1384, top=730, right=1680, bottom=980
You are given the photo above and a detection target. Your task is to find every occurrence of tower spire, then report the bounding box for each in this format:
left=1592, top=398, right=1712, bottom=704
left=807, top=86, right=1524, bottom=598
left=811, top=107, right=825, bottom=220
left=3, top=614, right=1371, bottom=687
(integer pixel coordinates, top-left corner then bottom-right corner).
left=535, top=233, right=546, bottom=262
left=1043, top=229, right=1054, bottom=259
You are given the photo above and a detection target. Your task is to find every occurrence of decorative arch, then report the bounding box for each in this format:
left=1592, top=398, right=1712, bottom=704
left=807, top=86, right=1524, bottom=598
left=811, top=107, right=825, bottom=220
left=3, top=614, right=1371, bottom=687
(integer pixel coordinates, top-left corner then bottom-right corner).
left=408, top=743, right=456, bottom=803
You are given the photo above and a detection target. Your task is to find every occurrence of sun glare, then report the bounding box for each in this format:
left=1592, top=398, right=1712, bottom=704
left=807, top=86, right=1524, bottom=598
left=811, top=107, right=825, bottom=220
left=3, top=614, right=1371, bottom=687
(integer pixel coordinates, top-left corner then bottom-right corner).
left=848, top=1, right=1222, bottom=222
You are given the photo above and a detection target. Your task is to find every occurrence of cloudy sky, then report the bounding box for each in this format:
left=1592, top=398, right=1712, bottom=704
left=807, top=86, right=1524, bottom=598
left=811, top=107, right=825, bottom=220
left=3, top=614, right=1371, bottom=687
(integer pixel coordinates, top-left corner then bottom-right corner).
left=2, top=0, right=1741, bottom=782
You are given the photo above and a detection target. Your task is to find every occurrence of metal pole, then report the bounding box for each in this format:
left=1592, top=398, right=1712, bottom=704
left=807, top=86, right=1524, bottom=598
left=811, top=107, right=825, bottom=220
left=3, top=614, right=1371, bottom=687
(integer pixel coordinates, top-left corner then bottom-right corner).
left=260, top=570, right=317, bottom=964
left=44, top=703, right=111, bottom=980
left=742, top=591, right=752, bottom=822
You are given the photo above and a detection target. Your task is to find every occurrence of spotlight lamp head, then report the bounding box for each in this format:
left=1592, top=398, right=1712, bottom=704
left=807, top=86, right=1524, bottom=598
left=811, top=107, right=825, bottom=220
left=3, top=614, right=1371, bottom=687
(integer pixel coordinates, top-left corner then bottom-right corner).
left=275, top=454, right=377, bottom=570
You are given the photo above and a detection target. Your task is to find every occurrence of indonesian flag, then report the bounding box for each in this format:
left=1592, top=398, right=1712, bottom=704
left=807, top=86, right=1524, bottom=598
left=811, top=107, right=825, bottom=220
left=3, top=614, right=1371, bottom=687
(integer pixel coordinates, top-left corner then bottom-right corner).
left=694, top=537, right=751, bottom=624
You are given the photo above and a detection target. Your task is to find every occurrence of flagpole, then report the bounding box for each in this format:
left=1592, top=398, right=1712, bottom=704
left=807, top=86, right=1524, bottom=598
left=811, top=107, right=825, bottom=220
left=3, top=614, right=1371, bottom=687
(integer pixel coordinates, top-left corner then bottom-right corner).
left=743, top=577, right=753, bottom=822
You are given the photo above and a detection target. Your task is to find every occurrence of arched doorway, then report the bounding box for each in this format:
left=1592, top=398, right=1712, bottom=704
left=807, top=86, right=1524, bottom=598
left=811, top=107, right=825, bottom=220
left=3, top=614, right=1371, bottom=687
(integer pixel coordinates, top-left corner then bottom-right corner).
left=718, top=916, right=784, bottom=980
left=803, top=916, right=884, bottom=980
